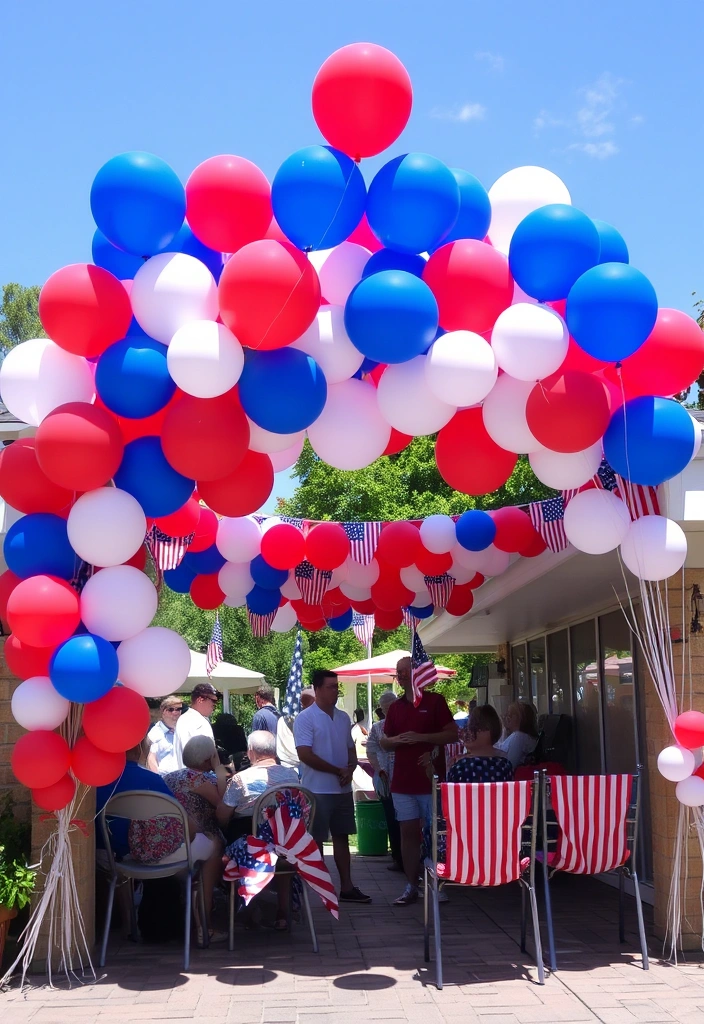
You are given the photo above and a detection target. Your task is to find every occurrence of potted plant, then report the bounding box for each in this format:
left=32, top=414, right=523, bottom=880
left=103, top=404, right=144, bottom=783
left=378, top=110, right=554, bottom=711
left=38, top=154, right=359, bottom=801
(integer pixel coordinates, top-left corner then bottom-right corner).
left=0, top=798, right=35, bottom=966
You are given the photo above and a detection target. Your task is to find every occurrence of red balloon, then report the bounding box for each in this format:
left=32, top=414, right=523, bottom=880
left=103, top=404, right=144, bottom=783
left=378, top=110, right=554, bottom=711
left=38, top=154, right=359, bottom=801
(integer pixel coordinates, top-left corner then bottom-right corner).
left=264, top=216, right=289, bottom=244
left=35, top=402, right=124, bottom=491
left=156, top=497, right=201, bottom=538
left=82, top=686, right=151, bottom=754
left=491, top=507, right=537, bottom=553
left=415, top=548, right=452, bottom=576
left=0, top=438, right=73, bottom=515
left=321, top=588, right=351, bottom=618
left=291, top=599, right=325, bottom=624
left=604, top=309, right=704, bottom=400
left=467, top=572, right=485, bottom=589
left=107, top=389, right=184, bottom=445
left=557, top=335, right=607, bottom=376
left=445, top=583, right=475, bottom=617
left=304, top=618, right=326, bottom=633
left=12, top=731, right=71, bottom=789
left=190, top=573, right=225, bottom=610
left=374, top=607, right=403, bottom=631
left=188, top=506, right=219, bottom=553
left=0, top=570, right=20, bottom=633
left=32, top=773, right=76, bottom=812
left=306, top=523, right=350, bottom=571
left=185, top=155, right=272, bottom=253
left=38, top=264, right=132, bottom=358
left=4, top=634, right=54, bottom=679
left=347, top=213, right=383, bottom=253
left=349, top=597, right=376, bottom=614
left=371, top=574, right=414, bottom=611
left=436, top=408, right=517, bottom=495
left=218, top=240, right=321, bottom=351
left=518, top=533, right=548, bottom=558
left=673, top=710, right=704, bottom=750
left=198, top=450, right=273, bottom=517
left=423, top=240, right=514, bottom=334
left=382, top=428, right=413, bottom=456
left=261, top=524, right=306, bottom=570
left=525, top=371, right=611, bottom=454
left=312, top=43, right=413, bottom=160
left=376, top=522, right=422, bottom=568
left=161, top=392, right=250, bottom=481
left=7, top=575, right=80, bottom=648
left=71, top=736, right=126, bottom=787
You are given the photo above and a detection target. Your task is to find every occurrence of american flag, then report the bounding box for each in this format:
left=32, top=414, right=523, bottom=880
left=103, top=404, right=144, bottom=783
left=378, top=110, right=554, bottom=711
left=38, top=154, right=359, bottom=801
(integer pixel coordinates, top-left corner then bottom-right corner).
left=529, top=495, right=569, bottom=553
left=282, top=629, right=303, bottom=716
left=294, top=561, right=332, bottom=605
left=411, top=629, right=438, bottom=707
left=352, top=612, right=375, bottom=647
left=206, top=613, right=223, bottom=678
left=70, top=559, right=94, bottom=595
left=248, top=609, right=277, bottom=638
left=146, top=525, right=194, bottom=571
left=424, top=574, right=454, bottom=609
left=594, top=459, right=660, bottom=520
left=342, top=521, right=382, bottom=565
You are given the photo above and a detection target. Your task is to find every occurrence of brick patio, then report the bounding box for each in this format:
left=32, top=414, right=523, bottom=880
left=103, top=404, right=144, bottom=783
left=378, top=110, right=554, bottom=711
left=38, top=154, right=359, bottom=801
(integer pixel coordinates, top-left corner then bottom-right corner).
left=4, top=852, right=704, bottom=1024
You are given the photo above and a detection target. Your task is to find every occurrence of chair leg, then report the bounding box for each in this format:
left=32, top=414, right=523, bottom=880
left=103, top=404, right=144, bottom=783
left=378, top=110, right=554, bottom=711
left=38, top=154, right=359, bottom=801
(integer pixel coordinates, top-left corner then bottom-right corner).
left=542, top=861, right=557, bottom=973
left=301, top=880, right=318, bottom=954
left=228, top=881, right=236, bottom=952
left=198, top=873, right=209, bottom=949
left=128, top=878, right=139, bottom=941
left=431, top=877, right=443, bottom=990
left=618, top=867, right=626, bottom=943
left=528, top=882, right=545, bottom=986
left=632, top=872, right=650, bottom=971
left=520, top=881, right=527, bottom=952
left=184, top=872, right=192, bottom=971
left=423, top=865, right=430, bottom=963
left=99, top=875, right=117, bottom=968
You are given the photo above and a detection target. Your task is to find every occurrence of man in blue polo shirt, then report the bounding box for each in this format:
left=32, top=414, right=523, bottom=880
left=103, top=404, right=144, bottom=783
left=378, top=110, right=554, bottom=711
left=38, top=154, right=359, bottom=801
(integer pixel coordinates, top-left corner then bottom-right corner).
left=251, top=683, right=282, bottom=735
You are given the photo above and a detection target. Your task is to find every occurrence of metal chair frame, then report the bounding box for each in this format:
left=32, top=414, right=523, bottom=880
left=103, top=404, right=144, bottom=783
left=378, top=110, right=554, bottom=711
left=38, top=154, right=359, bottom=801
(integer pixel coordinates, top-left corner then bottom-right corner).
left=98, top=789, right=208, bottom=970
left=423, top=773, right=545, bottom=989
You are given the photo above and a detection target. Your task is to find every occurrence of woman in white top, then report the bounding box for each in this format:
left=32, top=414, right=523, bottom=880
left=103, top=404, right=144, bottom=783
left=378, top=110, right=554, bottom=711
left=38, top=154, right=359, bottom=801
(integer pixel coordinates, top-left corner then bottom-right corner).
left=496, top=701, right=539, bottom=768
left=351, top=708, right=369, bottom=760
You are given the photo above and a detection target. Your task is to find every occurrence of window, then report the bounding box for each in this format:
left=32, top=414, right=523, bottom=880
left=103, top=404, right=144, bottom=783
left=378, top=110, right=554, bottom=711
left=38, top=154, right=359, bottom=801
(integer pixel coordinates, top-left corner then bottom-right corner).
left=599, top=610, right=637, bottom=775
left=547, top=629, right=571, bottom=717
left=570, top=620, right=602, bottom=774
left=528, top=637, right=548, bottom=715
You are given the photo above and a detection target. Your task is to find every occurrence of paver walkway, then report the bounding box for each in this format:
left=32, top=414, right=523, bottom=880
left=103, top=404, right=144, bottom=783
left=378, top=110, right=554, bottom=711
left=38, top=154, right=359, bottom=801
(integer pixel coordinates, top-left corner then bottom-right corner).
left=5, top=853, right=704, bottom=1024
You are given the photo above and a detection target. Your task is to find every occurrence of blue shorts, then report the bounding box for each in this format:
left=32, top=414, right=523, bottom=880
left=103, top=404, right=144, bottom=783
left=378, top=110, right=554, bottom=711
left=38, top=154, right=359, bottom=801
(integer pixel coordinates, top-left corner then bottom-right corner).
left=392, top=792, right=433, bottom=824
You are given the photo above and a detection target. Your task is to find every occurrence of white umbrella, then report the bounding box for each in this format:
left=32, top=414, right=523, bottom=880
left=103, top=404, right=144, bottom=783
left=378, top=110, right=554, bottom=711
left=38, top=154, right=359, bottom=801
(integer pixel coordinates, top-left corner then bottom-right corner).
left=177, top=649, right=266, bottom=712
left=333, top=649, right=457, bottom=683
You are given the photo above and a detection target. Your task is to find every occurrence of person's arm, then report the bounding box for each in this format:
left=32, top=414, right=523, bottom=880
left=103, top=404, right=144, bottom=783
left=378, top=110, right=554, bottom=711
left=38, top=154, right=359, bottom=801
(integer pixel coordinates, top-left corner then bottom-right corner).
left=365, top=725, right=383, bottom=773
left=216, top=776, right=243, bottom=826
left=397, top=722, right=459, bottom=746
left=296, top=745, right=347, bottom=780
left=210, top=752, right=230, bottom=797
left=379, top=708, right=406, bottom=751
left=147, top=743, right=159, bottom=773
left=339, top=728, right=358, bottom=787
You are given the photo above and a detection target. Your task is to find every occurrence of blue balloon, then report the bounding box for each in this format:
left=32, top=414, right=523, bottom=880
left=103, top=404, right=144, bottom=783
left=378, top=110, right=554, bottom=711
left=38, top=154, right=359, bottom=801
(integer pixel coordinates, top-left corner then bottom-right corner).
left=604, top=396, right=696, bottom=487
left=50, top=634, right=118, bottom=704
left=362, top=249, right=426, bottom=279
left=593, top=219, right=629, bottom=265
left=566, top=263, right=658, bottom=362
left=439, top=168, right=491, bottom=244
left=455, top=510, right=496, bottom=552
left=360, top=357, right=379, bottom=374
left=344, top=270, right=438, bottom=364
left=509, top=205, right=601, bottom=302
left=92, top=229, right=144, bottom=280
left=183, top=545, right=226, bottom=575
left=114, top=437, right=194, bottom=518
left=250, top=554, right=289, bottom=590
left=408, top=603, right=434, bottom=620
left=367, top=154, right=460, bottom=255
left=4, top=514, right=76, bottom=580
left=272, top=146, right=366, bottom=252
left=164, top=561, right=197, bottom=594
left=160, top=224, right=224, bottom=282
left=96, top=337, right=175, bottom=419
left=238, top=348, right=327, bottom=433
left=327, top=608, right=353, bottom=632
left=246, top=584, right=282, bottom=615
left=90, top=151, right=185, bottom=257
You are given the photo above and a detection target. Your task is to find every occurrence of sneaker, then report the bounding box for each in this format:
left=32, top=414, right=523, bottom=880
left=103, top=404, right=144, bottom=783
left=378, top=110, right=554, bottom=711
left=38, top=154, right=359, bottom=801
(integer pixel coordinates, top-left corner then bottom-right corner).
left=393, top=884, right=419, bottom=906
left=339, top=886, right=372, bottom=903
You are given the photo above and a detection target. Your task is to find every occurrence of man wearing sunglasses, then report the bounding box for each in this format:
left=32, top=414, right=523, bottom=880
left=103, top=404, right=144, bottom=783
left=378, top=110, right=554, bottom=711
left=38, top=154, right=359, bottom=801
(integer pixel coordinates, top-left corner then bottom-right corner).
left=174, top=683, right=220, bottom=769
left=147, top=695, right=183, bottom=774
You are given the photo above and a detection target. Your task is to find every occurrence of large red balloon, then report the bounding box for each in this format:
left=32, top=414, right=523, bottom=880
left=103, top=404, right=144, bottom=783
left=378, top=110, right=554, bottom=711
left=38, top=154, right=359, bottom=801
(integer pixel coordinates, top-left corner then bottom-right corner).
left=83, top=686, right=151, bottom=754
left=518, top=533, right=548, bottom=558
left=382, top=428, right=413, bottom=456
left=156, top=497, right=201, bottom=538
left=0, top=570, right=20, bottom=633
left=436, top=408, right=518, bottom=495
left=4, top=634, right=54, bottom=679
left=12, top=731, right=71, bottom=789
left=467, top=572, right=485, bottom=589
left=306, top=523, right=350, bottom=571
left=35, top=402, right=124, bottom=491
left=185, top=155, right=272, bottom=253
left=423, top=240, right=514, bottom=334
left=190, top=573, right=225, bottom=610
left=106, top=389, right=184, bottom=445
left=445, top=583, right=475, bottom=618
left=197, top=450, right=274, bottom=517
left=312, top=43, right=413, bottom=160
left=604, top=309, right=704, bottom=400
left=218, top=240, right=321, bottom=351
left=371, top=574, right=414, bottom=611
left=0, top=438, right=73, bottom=515
left=32, top=773, right=76, bottom=812
left=415, top=548, right=452, bottom=576
left=673, top=710, right=704, bottom=750
left=291, top=599, right=326, bottom=624
left=491, top=507, right=537, bottom=553
left=161, top=392, right=250, bottom=481
left=525, top=371, right=611, bottom=454
left=71, top=736, right=126, bottom=787
left=261, top=523, right=306, bottom=570
left=347, top=214, right=383, bottom=253
left=38, top=264, right=132, bottom=358
left=376, top=522, right=422, bottom=568
left=188, top=506, right=219, bottom=553
left=7, top=575, right=80, bottom=648
left=349, top=597, right=376, bottom=614
left=374, top=607, right=403, bottom=631
left=321, top=588, right=351, bottom=618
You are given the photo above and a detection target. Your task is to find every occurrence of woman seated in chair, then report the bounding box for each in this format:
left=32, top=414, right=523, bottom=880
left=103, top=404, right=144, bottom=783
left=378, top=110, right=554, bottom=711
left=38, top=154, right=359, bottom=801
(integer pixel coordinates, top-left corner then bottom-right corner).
left=496, top=701, right=539, bottom=769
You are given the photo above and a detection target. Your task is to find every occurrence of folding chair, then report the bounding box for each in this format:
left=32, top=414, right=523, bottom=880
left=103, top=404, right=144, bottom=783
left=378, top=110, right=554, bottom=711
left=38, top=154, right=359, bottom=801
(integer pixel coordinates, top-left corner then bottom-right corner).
left=227, top=786, right=318, bottom=952
left=99, top=790, right=208, bottom=971
left=540, top=771, right=649, bottom=972
left=423, top=774, right=545, bottom=989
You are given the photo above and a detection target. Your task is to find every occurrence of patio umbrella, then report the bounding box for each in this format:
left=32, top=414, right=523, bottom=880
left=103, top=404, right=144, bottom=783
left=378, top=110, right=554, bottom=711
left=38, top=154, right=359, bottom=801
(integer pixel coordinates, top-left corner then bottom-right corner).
left=177, top=649, right=266, bottom=713
left=333, top=649, right=457, bottom=682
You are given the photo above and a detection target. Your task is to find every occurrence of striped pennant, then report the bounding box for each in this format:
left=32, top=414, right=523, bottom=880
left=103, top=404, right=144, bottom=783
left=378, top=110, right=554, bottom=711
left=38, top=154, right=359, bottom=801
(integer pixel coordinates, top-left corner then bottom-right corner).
left=247, top=609, right=277, bottom=638
left=424, top=574, right=454, bottom=609
left=549, top=774, right=632, bottom=875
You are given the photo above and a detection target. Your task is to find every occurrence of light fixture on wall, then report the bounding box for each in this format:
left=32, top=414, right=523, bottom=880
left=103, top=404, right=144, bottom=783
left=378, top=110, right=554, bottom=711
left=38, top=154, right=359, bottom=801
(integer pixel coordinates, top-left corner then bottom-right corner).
left=691, top=583, right=703, bottom=635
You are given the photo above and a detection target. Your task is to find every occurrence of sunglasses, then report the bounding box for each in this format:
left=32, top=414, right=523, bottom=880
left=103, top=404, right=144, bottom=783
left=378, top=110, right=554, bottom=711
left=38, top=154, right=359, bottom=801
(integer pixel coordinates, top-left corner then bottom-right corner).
left=164, top=705, right=183, bottom=713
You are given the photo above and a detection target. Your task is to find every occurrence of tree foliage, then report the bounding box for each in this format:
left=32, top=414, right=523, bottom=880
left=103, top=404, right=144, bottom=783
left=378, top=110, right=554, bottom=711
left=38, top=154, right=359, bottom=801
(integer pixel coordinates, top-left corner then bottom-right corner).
left=0, top=283, right=45, bottom=358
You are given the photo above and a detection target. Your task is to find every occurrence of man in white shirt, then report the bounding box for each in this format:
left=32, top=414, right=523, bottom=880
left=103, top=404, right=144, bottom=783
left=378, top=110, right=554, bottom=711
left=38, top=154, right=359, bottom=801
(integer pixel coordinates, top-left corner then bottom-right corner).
left=276, top=688, right=315, bottom=770
left=294, top=670, right=371, bottom=904
left=147, top=695, right=182, bottom=774
left=174, top=683, right=219, bottom=768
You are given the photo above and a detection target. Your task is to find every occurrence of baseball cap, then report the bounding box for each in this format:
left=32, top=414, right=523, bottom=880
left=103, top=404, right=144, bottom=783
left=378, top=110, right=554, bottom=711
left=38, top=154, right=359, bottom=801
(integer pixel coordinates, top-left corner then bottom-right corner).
left=191, top=682, right=222, bottom=700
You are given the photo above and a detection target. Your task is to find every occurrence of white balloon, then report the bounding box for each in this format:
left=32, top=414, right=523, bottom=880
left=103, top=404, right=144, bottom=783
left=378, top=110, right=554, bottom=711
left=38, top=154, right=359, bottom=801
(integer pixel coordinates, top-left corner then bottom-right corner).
left=620, top=515, right=687, bottom=582
left=400, top=565, right=426, bottom=592
left=412, top=589, right=432, bottom=608
left=482, top=375, right=544, bottom=454
left=694, top=747, right=704, bottom=770
left=377, top=357, right=457, bottom=436
left=676, top=776, right=704, bottom=807
left=218, top=561, right=254, bottom=599
left=81, top=566, right=158, bottom=641
left=658, top=745, right=695, bottom=782
left=269, top=436, right=305, bottom=472
left=216, top=516, right=262, bottom=562
left=690, top=413, right=702, bottom=460
left=292, top=305, right=364, bottom=384
left=167, top=321, right=243, bottom=398
left=424, top=331, right=497, bottom=407
left=247, top=419, right=304, bottom=454
left=329, top=562, right=349, bottom=588
left=309, top=243, right=370, bottom=306
left=451, top=542, right=480, bottom=571
left=11, top=676, right=70, bottom=731
left=67, top=488, right=146, bottom=568
left=449, top=563, right=479, bottom=585
left=118, top=626, right=191, bottom=698
left=131, top=253, right=218, bottom=345
left=471, top=545, right=510, bottom=576
left=224, top=594, right=247, bottom=608
left=280, top=574, right=302, bottom=600
left=339, top=581, right=372, bottom=601
left=420, top=514, right=457, bottom=554
left=488, top=166, right=572, bottom=256
left=346, top=558, right=380, bottom=588
left=0, top=338, right=95, bottom=426
left=308, top=378, right=391, bottom=470
left=491, top=304, right=568, bottom=381
left=529, top=442, right=602, bottom=490
left=564, top=489, right=631, bottom=555
left=271, top=603, right=298, bottom=633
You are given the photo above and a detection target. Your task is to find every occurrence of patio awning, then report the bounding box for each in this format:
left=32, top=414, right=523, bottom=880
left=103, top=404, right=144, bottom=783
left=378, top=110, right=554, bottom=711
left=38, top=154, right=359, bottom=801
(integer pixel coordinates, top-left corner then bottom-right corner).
left=177, top=650, right=265, bottom=698
left=333, top=649, right=456, bottom=683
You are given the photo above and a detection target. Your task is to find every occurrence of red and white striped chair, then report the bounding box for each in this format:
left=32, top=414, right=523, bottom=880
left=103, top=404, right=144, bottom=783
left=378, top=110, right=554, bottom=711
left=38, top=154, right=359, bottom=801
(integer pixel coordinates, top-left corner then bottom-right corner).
left=540, top=772, right=648, bottom=971
left=423, top=774, right=545, bottom=989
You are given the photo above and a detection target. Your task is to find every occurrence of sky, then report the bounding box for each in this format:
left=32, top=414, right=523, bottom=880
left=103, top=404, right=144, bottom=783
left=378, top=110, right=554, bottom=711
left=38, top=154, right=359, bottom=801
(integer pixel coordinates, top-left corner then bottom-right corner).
left=2, top=1, right=703, bottom=510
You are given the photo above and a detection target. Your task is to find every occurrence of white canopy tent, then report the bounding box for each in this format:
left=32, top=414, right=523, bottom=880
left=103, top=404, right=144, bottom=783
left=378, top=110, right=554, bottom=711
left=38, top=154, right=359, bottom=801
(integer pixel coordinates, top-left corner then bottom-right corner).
left=177, top=650, right=266, bottom=712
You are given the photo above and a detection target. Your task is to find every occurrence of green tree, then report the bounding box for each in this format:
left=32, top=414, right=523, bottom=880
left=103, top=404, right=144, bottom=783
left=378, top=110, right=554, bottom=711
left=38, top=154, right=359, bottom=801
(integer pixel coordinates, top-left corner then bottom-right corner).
left=0, top=284, right=45, bottom=357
